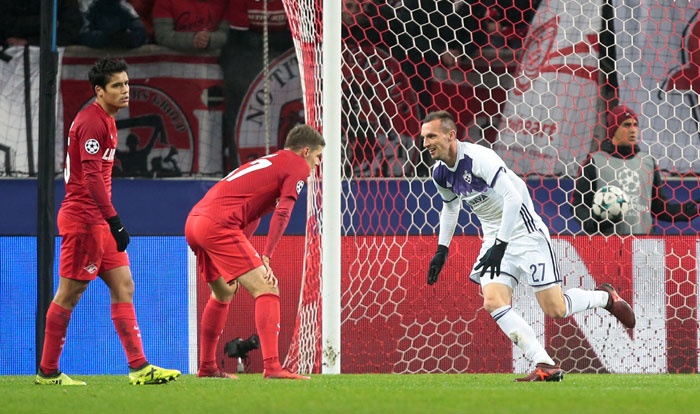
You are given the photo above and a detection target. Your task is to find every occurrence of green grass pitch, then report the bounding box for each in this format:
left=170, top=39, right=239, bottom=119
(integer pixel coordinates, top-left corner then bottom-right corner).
left=2, top=374, right=700, bottom=414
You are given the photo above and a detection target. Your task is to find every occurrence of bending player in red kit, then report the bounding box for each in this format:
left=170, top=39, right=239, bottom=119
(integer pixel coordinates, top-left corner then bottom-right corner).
left=35, top=58, right=180, bottom=385
left=186, top=124, right=324, bottom=379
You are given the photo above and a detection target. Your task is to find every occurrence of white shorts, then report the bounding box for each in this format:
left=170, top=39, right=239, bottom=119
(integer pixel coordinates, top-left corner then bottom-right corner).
left=469, top=229, right=562, bottom=292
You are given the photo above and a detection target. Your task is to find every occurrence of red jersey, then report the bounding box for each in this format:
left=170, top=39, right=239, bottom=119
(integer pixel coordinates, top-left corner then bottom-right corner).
left=60, top=101, right=118, bottom=224
left=153, top=0, right=228, bottom=32
left=227, top=0, right=289, bottom=32
left=190, top=150, right=310, bottom=229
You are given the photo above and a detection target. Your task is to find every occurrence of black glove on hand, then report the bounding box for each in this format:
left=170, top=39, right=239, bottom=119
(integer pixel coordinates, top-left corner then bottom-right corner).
left=475, top=239, right=508, bottom=279
left=427, top=244, right=449, bottom=285
left=106, top=215, right=130, bottom=252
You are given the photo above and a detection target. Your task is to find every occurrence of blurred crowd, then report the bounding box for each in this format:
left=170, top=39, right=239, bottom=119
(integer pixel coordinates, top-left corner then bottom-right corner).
left=0, top=1, right=537, bottom=53
left=0, top=0, right=539, bottom=177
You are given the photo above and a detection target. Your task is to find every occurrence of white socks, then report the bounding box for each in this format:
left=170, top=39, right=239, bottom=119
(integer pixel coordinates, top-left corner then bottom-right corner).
left=563, top=288, right=610, bottom=318
left=490, top=305, right=555, bottom=366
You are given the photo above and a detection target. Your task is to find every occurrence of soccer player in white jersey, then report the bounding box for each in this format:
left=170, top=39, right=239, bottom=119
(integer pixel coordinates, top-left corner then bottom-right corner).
left=421, top=111, right=636, bottom=381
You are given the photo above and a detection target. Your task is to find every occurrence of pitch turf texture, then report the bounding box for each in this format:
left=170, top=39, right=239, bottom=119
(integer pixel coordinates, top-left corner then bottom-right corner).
left=2, top=374, right=699, bottom=414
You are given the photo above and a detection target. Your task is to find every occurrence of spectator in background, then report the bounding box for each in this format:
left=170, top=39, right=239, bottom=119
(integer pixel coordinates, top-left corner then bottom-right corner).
left=152, top=0, right=228, bottom=52
left=0, top=0, right=83, bottom=47
left=220, top=0, right=294, bottom=170
left=79, top=0, right=148, bottom=49
left=129, top=0, right=156, bottom=40
left=572, top=105, right=700, bottom=235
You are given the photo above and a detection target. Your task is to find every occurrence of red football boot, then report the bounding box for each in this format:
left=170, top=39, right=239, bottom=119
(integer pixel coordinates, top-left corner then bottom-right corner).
left=597, top=283, right=636, bottom=329
left=263, top=368, right=311, bottom=380
left=514, top=363, right=564, bottom=382
left=197, top=369, right=238, bottom=379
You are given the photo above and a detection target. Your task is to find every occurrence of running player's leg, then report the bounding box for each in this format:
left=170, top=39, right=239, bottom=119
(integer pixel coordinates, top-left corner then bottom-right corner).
left=531, top=232, right=634, bottom=328
left=482, top=281, right=556, bottom=367
left=536, top=280, right=634, bottom=328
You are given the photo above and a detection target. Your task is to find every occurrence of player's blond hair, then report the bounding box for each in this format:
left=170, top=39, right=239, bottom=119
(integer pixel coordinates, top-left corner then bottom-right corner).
left=284, top=125, right=325, bottom=151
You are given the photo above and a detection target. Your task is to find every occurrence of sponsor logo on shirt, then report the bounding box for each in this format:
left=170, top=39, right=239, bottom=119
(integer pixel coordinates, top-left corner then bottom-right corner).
left=467, top=194, right=488, bottom=207
left=84, top=139, right=100, bottom=154
left=102, top=148, right=116, bottom=161
left=296, top=180, right=305, bottom=194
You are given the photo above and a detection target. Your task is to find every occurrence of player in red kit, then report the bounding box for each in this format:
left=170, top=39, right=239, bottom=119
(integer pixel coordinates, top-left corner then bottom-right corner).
left=186, top=124, right=325, bottom=379
left=35, top=58, right=181, bottom=386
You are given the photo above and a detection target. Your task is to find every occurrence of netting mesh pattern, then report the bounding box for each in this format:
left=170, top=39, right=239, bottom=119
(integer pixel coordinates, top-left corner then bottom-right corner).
left=282, top=0, right=700, bottom=374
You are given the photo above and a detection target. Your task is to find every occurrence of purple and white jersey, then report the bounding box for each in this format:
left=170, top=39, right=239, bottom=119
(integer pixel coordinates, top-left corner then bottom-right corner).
left=432, top=141, right=544, bottom=242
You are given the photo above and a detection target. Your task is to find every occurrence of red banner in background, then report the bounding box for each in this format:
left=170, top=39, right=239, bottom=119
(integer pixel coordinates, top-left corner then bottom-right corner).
left=236, top=49, right=303, bottom=163
left=60, top=49, right=225, bottom=176
left=495, top=0, right=603, bottom=177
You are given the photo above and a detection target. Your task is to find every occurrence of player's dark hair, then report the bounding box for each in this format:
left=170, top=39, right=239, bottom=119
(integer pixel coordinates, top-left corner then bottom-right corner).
left=88, top=58, right=128, bottom=93
left=283, top=125, right=325, bottom=151
left=423, top=110, right=457, bottom=134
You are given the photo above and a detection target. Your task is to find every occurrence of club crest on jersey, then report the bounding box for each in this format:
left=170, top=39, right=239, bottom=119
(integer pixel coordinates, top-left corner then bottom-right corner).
left=84, top=139, right=100, bottom=154
left=463, top=171, right=472, bottom=184
left=296, top=180, right=305, bottom=194
left=84, top=263, right=98, bottom=274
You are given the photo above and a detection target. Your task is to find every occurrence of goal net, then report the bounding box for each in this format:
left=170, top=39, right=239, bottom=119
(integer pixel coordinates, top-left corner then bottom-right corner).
left=283, top=0, right=700, bottom=374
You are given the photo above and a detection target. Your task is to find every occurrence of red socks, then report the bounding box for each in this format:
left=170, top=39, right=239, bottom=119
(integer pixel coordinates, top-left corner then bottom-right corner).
left=255, top=293, right=282, bottom=372
left=41, top=302, right=149, bottom=373
left=39, top=302, right=72, bottom=375
left=111, top=303, right=148, bottom=369
left=199, top=297, right=230, bottom=373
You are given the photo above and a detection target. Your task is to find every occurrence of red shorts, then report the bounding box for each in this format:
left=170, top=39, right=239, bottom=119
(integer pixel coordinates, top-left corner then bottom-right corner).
left=57, top=212, right=130, bottom=281
left=185, top=214, right=263, bottom=284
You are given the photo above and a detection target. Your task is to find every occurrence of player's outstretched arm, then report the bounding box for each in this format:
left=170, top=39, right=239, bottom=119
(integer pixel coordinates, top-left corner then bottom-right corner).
left=428, top=198, right=459, bottom=285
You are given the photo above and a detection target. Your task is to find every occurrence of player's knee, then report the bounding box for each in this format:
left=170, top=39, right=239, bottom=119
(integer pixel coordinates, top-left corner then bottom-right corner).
left=54, top=281, right=89, bottom=308
left=483, top=297, right=508, bottom=314
left=59, top=293, right=83, bottom=309
left=541, top=302, right=567, bottom=318
left=119, top=278, right=135, bottom=298
left=252, top=283, right=279, bottom=297
left=211, top=280, right=238, bottom=302
left=212, top=290, right=234, bottom=302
